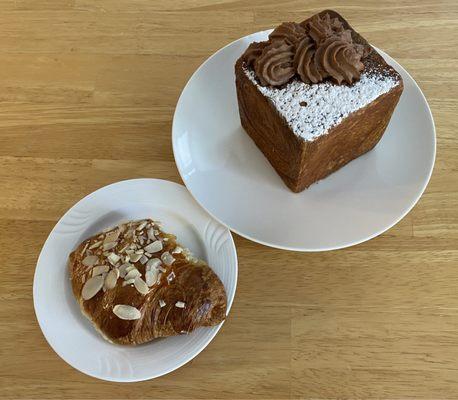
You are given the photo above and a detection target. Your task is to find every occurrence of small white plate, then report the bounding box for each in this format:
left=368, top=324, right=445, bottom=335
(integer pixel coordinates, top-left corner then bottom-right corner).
left=33, top=178, right=237, bottom=382
left=173, top=30, right=436, bottom=251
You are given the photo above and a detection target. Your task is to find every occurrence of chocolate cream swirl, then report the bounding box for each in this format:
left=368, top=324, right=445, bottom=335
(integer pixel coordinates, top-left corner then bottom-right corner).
left=269, top=22, right=306, bottom=44
left=243, top=12, right=368, bottom=86
left=253, top=40, right=295, bottom=86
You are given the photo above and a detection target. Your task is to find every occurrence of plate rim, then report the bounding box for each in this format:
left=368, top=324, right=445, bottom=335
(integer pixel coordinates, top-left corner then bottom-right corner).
left=172, top=31, right=436, bottom=252
left=33, top=178, right=238, bottom=382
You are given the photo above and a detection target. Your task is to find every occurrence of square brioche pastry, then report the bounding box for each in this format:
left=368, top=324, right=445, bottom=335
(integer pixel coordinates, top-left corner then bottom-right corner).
left=235, top=10, right=403, bottom=192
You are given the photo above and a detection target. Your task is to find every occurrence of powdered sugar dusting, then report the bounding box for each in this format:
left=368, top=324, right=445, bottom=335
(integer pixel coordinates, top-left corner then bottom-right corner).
left=244, top=67, right=399, bottom=142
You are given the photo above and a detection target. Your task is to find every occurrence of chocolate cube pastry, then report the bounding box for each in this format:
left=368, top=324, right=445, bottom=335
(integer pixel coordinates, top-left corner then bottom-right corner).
left=235, top=10, right=403, bottom=192
left=69, top=219, right=227, bottom=345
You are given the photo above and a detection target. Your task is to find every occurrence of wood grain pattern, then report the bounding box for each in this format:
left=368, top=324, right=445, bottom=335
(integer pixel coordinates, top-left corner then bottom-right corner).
left=0, top=0, right=456, bottom=398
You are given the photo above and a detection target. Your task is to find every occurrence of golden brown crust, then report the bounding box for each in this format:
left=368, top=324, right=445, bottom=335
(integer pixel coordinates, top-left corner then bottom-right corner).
left=69, top=220, right=227, bottom=345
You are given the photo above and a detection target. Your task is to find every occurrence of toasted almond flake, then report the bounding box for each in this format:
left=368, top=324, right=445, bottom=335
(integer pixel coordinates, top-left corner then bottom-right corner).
left=91, top=265, right=109, bottom=277
left=159, top=299, right=166, bottom=308
left=163, top=238, right=169, bottom=242
left=136, top=221, right=148, bottom=231
left=113, top=305, right=141, bottom=320
left=102, top=241, right=118, bottom=251
left=175, top=301, right=185, bottom=308
left=119, top=244, right=129, bottom=253
left=107, top=252, right=120, bottom=265
left=172, top=246, right=183, bottom=254
left=134, top=276, right=149, bottom=295
left=104, top=268, right=119, bottom=290
left=124, top=269, right=141, bottom=280
left=89, top=240, right=103, bottom=250
left=146, top=258, right=162, bottom=270
left=144, top=240, right=163, bottom=253
left=135, top=249, right=144, bottom=254
left=144, top=251, right=152, bottom=257
left=145, top=269, right=158, bottom=287
left=147, top=228, right=156, bottom=241
left=122, top=278, right=135, bottom=287
left=129, top=253, right=142, bottom=263
left=161, top=251, right=175, bottom=266
left=82, top=255, right=99, bottom=267
left=81, top=275, right=104, bottom=300
left=118, top=263, right=130, bottom=278
left=167, top=271, right=176, bottom=284
left=104, top=229, right=120, bottom=244
left=80, top=241, right=89, bottom=256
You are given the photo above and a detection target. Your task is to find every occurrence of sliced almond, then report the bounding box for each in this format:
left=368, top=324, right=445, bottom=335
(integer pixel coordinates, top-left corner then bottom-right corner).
left=80, top=241, right=89, bottom=256
left=125, top=265, right=136, bottom=273
left=166, top=271, right=176, bottom=284
left=102, top=241, right=118, bottom=251
left=134, top=276, right=149, bottom=295
left=104, top=229, right=120, bottom=244
left=82, top=255, right=99, bottom=267
left=146, top=258, right=162, bottom=270
left=107, top=252, right=120, bottom=265
left=129, top=253, right=142, bottom=263
left=122, top=278, right=135, bottom=287
left=113, top=305, right=141, bottom=320
left=135, top=249, right=144, bottom=255
left=81, top=275, right=104, bottom=300
left=124, top=269, right=141, bottom=281
left=91, top=265, right=109, bottom=277
left=118, top=263, right=131, bottom=278
left=119, top=244, right=129, bottom=253
left=172, top=246, right=183, bottom=254
left=175, top=301, right=185, bottom=308
left=89, top=240, right=103, bottom=250
left=147, top=228, right=156, bottom=241
left=145, top=269, right=158, bottom=287
left=144, top=252, right=152, bottom=257
left=104, top=269, right=119, bottom=290
left=144, top=240, right=163, bottom=254
left=136, top=221, right=148, bottom=231
left=161, top=251, right=175, bottom=266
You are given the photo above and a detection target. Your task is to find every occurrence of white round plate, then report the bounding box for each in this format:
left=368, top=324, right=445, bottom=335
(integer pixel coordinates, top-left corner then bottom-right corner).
left=173, top=30, right=436, bottom=251
left=33, top=178, right=237, bottom=382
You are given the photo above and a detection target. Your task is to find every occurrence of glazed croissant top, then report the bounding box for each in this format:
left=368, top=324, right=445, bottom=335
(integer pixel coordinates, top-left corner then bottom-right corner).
left=69, top=219, right=227, bottom=345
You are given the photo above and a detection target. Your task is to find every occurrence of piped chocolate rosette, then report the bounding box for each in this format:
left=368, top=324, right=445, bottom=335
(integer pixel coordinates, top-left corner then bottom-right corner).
left=242, top=13, right=369, bottom=86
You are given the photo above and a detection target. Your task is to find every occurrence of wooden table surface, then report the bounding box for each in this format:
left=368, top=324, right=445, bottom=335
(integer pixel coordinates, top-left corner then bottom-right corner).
left=1, top=0, right=457, bottom=398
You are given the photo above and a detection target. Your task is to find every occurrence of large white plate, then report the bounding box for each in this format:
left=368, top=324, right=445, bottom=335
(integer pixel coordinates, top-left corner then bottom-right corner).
left=33, top=178, right=237, bottom=382
left=172, top=30, right=436, bottom=251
